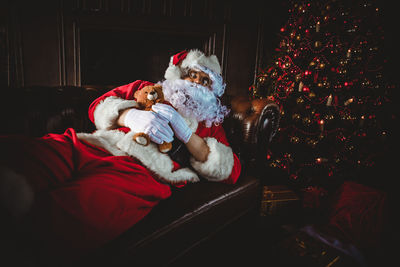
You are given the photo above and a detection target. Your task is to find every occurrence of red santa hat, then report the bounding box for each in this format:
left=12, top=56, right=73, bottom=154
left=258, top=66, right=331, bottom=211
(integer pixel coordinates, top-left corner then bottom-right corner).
left=164, top=49, right=225, bottom=97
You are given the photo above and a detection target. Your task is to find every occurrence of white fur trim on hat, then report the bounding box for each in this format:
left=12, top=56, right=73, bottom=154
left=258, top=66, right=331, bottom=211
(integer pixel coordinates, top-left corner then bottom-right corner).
left=181, top=49, right=221, bottom=76
left=164, top=49, right=225, bottom=96
left=164, top=57, right=183, bottom=81
left=93, top=96, right=139, bottom=130
left=190, top=137, right=234, bottom=182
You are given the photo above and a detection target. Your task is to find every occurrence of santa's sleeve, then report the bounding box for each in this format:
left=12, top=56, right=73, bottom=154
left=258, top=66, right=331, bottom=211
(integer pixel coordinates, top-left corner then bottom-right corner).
left=88, top=80, right=154, bottom=130
left=190, top=124, right=241, bottom=184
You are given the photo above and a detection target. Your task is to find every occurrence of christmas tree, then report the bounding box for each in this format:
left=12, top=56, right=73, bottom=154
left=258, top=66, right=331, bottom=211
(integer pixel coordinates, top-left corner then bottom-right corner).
left=254, top=0, right=393, bottom=198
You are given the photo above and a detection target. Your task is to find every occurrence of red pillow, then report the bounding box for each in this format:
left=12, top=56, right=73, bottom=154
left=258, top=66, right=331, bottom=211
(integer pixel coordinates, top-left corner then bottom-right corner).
left=328, top=181, right=388, bottom=250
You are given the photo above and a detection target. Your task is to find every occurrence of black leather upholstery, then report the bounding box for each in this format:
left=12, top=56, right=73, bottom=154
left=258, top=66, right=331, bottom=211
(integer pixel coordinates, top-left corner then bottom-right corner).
left=225, top=95, right=280, bottom=169
left=83, top=174, right=260, bottom=266
left=0, top=86, right=102, bottom=137
left=0, top=86, right=280, bottom=266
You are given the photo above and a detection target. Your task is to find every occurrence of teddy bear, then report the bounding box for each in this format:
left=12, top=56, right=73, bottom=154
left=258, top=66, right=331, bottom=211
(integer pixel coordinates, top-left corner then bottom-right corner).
left=77, top=83, right=200, bottom=184
left=132, top=84, right=173, bottom=153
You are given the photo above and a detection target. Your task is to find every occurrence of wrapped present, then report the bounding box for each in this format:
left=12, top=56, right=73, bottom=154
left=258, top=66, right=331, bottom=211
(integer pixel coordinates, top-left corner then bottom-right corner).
left=277, top=226, right=362, bottom=267
left=260, top=185, right=300, bottom=216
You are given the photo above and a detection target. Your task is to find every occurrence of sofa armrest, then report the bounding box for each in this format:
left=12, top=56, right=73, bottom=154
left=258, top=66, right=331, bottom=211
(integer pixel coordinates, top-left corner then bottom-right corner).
left=224, top=95, right=280, bottom=169
left=166, top=95, right=280, bottom=170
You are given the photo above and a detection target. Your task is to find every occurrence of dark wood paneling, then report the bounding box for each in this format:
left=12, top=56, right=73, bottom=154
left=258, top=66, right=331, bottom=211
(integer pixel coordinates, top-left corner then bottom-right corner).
left=0, top=2, right=8, bottom=87
left=16, top=0, right=63, bottom=87
left=2, top=1, right=24, bottom=88
left=63, top=15, right=80, bottom=86
left=225, top=1, right=259, bottom=96
left=62, top=0, right=230, bottom=88
left=79, top=29, right=211, bottom=86
left=3, top=0, right=286, bottom=97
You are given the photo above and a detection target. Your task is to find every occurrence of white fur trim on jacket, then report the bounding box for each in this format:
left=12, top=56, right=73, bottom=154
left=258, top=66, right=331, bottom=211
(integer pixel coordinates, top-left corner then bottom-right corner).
left=93, top=96, right=139, bottom=130
left=77, top=115, right=200, bottom=184
left=77, top=130, right=127, bottom=156
left=117, top=131, right=199, bottom=184
left=190, top=137, right=234, bottom=182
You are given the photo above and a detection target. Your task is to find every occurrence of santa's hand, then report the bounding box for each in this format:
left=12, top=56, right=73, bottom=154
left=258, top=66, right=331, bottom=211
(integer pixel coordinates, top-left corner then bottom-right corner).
left=124, top=108, right=174, bottom=144
left=152, top=103, right=193, bottom=144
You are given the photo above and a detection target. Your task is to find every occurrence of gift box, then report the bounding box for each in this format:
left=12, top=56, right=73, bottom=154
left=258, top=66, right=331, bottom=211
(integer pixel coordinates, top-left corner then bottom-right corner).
left=260, top=185, right=300, bottom=216
left=277, top=226, right=362, bottom=267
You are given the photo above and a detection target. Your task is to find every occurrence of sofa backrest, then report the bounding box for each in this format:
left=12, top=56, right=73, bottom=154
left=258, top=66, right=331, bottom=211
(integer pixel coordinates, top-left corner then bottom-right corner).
left=1, top=86, right=107, bottom=137
left=0, top=86, right=280, bottom=170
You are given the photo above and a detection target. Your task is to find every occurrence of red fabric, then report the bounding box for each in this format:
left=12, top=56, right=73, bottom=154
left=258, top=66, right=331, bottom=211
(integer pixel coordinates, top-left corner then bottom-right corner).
left=0, top=130, right=171, bottom=257
left=302, top=186, right=328, bottom=209
left=88, top=80, right=154, bottom=123
left=88, top=80, right=241, bottom=184
left=172, top=50, right=188, bottom=65
left=195, top=122, right=241, bottom=184
left=328, top=181, right=388, bottom=250
left=0, top=80, right=240, bottom=258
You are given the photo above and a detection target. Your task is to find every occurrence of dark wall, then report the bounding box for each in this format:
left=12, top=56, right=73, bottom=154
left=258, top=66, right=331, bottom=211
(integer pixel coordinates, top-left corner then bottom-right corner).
left=1, top=0, right=287, bottom=97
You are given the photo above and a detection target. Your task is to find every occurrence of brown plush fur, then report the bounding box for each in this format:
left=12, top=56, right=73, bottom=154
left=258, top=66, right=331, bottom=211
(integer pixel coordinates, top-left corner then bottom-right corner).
left=133, top=85, right=172, bottom=153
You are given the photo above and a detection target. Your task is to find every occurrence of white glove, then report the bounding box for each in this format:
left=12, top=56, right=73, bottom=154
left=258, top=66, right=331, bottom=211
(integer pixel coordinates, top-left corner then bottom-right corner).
left=152, top=103, right=193, bottom=144
left=124, top=108, right=174, bottom=144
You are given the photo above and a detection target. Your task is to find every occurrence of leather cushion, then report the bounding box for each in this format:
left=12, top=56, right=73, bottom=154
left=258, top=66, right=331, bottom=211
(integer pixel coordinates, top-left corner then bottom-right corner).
left=81, top=174, right=261, bottom=266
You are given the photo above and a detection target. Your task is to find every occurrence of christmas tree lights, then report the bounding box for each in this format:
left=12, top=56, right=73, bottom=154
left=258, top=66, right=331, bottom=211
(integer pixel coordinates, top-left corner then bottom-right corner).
left=254, top=0, right=393, bottom=194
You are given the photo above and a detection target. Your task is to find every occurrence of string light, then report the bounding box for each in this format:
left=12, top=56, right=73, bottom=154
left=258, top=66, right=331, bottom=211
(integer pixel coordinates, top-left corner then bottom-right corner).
left=259, top=0, right=391, bottom=194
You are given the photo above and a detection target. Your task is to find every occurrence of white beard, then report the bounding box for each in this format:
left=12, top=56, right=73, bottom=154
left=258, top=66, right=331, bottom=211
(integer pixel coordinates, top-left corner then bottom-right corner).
left=161, top=79, right=229, bottom=128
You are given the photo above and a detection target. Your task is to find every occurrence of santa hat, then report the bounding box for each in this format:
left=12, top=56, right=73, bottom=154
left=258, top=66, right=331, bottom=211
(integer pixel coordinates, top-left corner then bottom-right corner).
left=164, top=49, right=226, bottom=97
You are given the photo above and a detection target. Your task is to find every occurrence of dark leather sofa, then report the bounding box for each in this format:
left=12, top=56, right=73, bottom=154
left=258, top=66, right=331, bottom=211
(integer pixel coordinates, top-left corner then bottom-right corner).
left=0, top=86, right=280, bottom=266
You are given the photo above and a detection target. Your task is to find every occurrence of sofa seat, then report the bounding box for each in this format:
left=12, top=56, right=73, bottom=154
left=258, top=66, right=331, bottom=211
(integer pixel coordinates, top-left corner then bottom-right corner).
left=0, top=86, right=280, bottom=267
left=81, top=174, right=261, bottom=266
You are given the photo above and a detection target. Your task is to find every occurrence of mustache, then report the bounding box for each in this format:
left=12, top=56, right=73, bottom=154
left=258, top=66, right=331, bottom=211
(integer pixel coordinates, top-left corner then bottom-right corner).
left=161, top=79, right=229, bottom=127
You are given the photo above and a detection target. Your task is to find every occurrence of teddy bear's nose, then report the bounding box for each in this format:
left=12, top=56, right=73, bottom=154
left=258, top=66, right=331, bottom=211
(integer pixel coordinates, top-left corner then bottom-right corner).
left=147, top=90, right=158, bottom=100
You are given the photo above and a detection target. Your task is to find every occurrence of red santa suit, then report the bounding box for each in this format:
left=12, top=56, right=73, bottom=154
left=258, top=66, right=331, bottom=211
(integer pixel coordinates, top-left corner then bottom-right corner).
left=0, top=128, right=172, bottom=259
left=0, top=83, right=240, bottom=258
left=84, top=80, right=241, bottom=185
left=0, top=50, right=241, bottom=259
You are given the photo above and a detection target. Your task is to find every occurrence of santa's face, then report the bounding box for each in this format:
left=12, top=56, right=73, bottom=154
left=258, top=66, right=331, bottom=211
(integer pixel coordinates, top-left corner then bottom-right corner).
left=182, top=69, right=212, bottom=89
left=161, top=71, right=229, bottom=127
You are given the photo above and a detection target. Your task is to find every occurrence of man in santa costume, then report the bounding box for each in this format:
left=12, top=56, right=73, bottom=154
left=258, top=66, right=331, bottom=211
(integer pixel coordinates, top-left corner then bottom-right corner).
left=0, top=49, right=241, bottom=260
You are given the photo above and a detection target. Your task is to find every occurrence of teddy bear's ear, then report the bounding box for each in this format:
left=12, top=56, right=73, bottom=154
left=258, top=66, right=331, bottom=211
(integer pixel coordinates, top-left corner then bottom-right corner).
left=154, top=85, right=164, bottom=99
left=153, top=84, right=162, bottom=92
left=133, top=89, right=140, bottom=100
